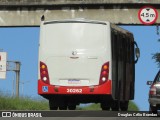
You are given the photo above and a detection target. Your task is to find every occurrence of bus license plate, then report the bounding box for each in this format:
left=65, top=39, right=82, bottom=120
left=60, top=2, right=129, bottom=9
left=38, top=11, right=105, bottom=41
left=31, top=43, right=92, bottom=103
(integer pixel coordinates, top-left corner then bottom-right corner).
left=68, top=79, right=81, bottom=84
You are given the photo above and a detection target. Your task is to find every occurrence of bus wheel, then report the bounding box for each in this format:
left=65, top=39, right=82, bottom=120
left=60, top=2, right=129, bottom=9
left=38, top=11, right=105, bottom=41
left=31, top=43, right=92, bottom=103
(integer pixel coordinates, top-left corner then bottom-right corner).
left=59, top=106, right=67, bottom=110
left=111, top=101, right=119, bottom=111
left=50, top=106, right=58, bottom=110
left=101, top=103, right=110, bottom=110
left=101, top=106, right=110, bottom=110
left=120, top=101, right=128, bottom=111
left=68, top=105, right=76, bottom=110
left=49, top=99, right=58, bottom=110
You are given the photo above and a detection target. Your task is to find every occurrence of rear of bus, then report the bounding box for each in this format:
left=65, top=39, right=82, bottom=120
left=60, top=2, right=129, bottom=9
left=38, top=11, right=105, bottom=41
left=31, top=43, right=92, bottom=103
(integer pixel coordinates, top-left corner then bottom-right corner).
left=38, top=19, right=112, bottom=100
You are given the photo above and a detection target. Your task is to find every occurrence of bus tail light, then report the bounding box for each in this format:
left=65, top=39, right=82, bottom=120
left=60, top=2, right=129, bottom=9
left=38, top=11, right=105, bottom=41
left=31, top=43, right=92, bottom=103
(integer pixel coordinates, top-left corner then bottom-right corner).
left=40, top=61, right=50, bottom=84
left=99, top=62, right=109, bottom=85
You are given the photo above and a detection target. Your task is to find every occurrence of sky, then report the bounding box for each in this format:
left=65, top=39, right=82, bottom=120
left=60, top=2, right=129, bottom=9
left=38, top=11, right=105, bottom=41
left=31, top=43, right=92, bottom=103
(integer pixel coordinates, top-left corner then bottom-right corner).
left=0, top=25, right=159, bottom=111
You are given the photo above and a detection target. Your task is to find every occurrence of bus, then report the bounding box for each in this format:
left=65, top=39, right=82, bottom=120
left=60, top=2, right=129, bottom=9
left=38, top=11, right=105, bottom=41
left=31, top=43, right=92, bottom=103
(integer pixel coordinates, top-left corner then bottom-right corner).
left=38, top=18, right=140, bottom=110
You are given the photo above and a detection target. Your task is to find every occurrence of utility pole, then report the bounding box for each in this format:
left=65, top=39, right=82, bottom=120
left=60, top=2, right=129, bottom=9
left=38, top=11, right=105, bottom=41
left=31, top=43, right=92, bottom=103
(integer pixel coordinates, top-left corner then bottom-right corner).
left=15, top=61, right=21, bottom=97
left=7, top=61, right=21, bottom=98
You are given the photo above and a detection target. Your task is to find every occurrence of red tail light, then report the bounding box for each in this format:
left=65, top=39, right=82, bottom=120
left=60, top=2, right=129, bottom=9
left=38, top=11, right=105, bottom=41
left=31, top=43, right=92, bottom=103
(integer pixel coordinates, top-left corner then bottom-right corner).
left=40, top=61, right=50, bottom=84
left=149, top=84, right=156, bottom=95
left=99, top=62, right=109, bottom=85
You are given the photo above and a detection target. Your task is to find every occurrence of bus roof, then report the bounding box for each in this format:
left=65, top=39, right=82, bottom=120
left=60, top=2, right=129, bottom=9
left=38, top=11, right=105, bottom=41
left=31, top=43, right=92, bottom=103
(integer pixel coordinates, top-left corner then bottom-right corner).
left=41, top=18, right=133, bottom=36
left=111, top=24, right=133, bottom=36
left=42, top=18, right=109, bottom=26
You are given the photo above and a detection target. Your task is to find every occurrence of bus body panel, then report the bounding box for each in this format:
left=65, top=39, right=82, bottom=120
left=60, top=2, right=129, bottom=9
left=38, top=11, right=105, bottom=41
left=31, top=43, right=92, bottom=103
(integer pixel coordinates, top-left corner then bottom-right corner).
left=39, top=21, right=112, bottom=88
left=38, top=79, right=112, bottom=95
left=111, top=26, right=135, bottom=101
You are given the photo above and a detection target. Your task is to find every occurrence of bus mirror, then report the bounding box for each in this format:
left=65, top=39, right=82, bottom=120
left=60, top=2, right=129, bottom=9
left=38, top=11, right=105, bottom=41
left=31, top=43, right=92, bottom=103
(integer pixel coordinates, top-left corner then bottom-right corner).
left=147, top=81, right=153, bottom=85
left=135, top=48, right=140, bottom=58
left=134, top=41, right=140, bottom=64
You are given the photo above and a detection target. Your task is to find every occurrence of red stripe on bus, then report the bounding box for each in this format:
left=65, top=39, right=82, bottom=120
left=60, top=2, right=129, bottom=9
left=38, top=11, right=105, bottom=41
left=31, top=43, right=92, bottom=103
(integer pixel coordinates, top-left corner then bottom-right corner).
left=38, top=79, right=111, bottom=95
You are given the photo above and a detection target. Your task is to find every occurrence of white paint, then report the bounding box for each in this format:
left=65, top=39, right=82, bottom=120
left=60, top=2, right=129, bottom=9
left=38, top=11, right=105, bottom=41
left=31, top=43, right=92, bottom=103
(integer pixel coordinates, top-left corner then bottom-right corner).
left=0, top=52, right=7, bottom=79
left=39, top=19, right=111, bottom=86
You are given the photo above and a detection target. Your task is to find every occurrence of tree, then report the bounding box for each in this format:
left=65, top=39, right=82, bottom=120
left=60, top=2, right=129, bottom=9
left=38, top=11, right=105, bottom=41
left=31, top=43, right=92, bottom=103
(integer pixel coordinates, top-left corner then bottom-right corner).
left=152, top=39, right=160, bottom=68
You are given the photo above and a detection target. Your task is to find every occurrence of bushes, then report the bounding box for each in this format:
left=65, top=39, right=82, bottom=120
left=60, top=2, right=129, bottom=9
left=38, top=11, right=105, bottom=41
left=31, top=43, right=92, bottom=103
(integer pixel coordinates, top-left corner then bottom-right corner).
left=78, top=101, right=139, bottom=111
left=0, top=96, right=49, bottom=110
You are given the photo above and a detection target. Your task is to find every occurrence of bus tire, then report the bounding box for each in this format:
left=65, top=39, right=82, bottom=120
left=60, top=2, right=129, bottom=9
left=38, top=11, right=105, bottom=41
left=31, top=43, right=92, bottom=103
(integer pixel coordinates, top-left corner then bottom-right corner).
left=101, top=103, right=110, bottom=110
left=120, top=101, right=128, bottom=111
left=68, top=105, right=76, bottom=110
left=49, top=99, right=58, bottom=110
left=111, top=100, right=119, bottom=111
left=50, top=106, right=58, bottom=110
left=59, top=105, right=67, bottom=110
left=101, top=106, right=110, bottom=110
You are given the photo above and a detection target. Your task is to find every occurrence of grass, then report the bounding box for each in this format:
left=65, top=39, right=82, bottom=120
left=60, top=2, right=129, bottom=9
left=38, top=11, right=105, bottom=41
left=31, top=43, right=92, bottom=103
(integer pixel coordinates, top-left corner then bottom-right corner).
left=128, top=101, right=139, bottom=111
left=78, top=101, right=139, bottom=111
left=0, top=95, right=49, bottom=110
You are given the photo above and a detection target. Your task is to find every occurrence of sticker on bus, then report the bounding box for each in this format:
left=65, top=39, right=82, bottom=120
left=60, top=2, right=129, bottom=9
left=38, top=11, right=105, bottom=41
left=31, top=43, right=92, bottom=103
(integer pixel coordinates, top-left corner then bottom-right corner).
left=68, top=79, right=81, bottom=84
left=42, top=86, right=48, bottom=92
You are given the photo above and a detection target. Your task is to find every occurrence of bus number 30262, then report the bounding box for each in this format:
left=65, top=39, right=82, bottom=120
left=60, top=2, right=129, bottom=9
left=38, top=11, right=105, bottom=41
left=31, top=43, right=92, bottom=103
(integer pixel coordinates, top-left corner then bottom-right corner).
left=67, top=89, right=82, bottom=93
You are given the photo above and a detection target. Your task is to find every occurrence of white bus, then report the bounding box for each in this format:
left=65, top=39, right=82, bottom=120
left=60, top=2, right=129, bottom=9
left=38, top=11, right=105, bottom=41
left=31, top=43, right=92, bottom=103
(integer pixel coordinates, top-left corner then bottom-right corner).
left=38, top=18, right=140, bottom=110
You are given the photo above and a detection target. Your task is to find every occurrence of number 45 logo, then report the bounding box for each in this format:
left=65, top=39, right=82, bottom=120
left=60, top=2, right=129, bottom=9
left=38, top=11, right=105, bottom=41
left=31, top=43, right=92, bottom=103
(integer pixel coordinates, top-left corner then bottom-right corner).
left=138, top=6, right=158, bottom=25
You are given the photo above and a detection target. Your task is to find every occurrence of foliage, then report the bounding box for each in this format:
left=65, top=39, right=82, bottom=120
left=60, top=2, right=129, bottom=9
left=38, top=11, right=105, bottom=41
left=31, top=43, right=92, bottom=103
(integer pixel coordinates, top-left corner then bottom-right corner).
left=152, top=38, right=160, bottom=68
left=152, top=52, right=160, bottom=68
left=0, top=95, right=49, bottom=110
left=77, top=101, right=139, bottom=111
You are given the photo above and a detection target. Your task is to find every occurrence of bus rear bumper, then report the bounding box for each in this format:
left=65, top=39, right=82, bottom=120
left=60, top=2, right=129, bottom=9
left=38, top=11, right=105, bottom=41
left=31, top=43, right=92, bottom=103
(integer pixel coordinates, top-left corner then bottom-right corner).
left=38, top=79, right=111, bottom=95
